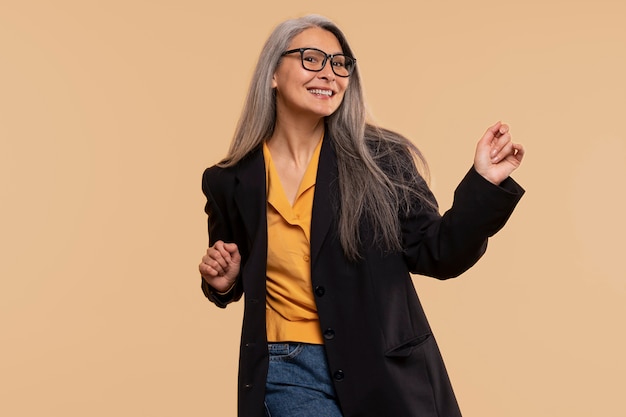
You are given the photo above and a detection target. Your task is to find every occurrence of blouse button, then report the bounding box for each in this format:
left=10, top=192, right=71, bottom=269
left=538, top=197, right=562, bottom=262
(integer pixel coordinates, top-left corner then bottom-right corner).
left=303, top=254, right=310, bottom=262
left=333, top=370, right=345, bottom=381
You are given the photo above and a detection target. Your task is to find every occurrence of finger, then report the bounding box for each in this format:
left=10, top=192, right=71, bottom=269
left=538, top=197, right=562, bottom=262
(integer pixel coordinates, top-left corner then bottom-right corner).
left=492, top=141, right=515, bottom=163
left=199, top=261, right=218, bottom=277
left=208, top=244, right=231, bottom=269
left=495, top=123, right=509, bottom=138
left=478, top=121, right=502, bottom=147
left=223, top=242, right=240, bottom=261
left=204, top=248, right=223, bottom=265
left=490, top=132, right=512, bottom=161
left=203, top=251, right=227, bottom=274
left=213, top=240, right=234, bottom=264
left=202, top=260, right=225, bottom=276
left=212, top=240, right=225, bottom=254
left=230, top=247, right=241, bottom=264
left=512, top=143, right=525, bottom=163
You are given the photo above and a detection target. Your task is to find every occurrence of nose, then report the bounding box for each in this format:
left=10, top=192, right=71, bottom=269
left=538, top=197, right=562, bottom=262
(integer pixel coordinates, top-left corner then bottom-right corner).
left=318, top=58, right=335, bottom=80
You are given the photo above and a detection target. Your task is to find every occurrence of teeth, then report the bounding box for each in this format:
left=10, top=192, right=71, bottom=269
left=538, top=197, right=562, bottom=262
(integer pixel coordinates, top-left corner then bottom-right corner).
left=309, top=89, right=333, bottom=96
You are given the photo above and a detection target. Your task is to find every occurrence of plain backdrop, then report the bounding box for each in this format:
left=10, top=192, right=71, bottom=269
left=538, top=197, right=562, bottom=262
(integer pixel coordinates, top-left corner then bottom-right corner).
left=1, top=1, right=625, bottom=416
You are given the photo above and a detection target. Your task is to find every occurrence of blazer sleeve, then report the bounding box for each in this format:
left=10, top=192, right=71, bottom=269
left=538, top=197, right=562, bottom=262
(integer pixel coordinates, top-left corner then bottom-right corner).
left=402, top=166, right=525, bottom=279
left=200, top=167, right=244, bottom=308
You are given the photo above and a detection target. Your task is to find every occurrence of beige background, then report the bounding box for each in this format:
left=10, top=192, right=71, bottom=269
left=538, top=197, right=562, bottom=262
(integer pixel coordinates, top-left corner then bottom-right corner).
left=1, top=0, right=624, bottom=416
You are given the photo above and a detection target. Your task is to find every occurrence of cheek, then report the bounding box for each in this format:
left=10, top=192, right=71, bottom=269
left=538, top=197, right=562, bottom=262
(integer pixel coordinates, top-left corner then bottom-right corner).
left=337, top=83, right=349, bottom=101
left=339, top=79, right=349, bottom=94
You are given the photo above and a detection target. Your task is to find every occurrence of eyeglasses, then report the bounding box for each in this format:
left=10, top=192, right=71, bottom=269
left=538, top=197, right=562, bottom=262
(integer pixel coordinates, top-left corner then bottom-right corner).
left=281, top=47, right=356, bottom=78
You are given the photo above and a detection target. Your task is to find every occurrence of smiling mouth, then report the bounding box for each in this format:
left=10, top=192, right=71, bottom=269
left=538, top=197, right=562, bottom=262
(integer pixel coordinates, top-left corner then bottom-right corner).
left=308, top=88, right=333, bottom=97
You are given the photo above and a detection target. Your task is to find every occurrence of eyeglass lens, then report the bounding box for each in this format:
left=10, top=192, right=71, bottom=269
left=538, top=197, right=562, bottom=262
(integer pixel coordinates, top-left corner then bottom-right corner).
left=301, top=49, right=354, bottom=77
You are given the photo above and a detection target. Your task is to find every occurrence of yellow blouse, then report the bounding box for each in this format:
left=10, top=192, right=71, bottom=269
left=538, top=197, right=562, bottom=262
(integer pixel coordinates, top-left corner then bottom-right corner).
left=262, top=138, right=324, bottom=344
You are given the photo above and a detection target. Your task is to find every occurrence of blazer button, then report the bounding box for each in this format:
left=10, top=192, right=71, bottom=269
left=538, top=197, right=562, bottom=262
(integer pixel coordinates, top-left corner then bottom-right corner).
left=315, top=286, right=325, bottom=297
left=333, top=370, right=345, bottom=381
left=323, top=328, right=335, bottom=340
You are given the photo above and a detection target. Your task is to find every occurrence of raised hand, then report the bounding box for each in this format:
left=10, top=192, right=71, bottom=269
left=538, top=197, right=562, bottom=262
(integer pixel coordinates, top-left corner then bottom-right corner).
left=473, top=121, right=525, bottom=185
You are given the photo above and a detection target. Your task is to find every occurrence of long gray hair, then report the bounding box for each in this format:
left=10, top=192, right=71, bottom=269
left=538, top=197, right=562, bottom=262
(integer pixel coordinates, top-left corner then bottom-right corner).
left=220, top=14, right=435, bottom=260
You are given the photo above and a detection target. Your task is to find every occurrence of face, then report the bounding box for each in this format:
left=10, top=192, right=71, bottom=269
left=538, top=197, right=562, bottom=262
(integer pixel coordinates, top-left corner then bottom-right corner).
left=272, top=27, right=350, bottom=121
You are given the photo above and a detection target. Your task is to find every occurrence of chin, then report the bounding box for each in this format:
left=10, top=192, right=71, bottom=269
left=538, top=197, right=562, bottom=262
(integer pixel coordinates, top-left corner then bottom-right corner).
left=316, top=105, right=340, bottom=117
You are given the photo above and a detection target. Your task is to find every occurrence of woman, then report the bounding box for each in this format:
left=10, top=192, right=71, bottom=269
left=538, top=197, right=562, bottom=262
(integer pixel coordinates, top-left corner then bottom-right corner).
left=199, top=14, right=524, bottom=417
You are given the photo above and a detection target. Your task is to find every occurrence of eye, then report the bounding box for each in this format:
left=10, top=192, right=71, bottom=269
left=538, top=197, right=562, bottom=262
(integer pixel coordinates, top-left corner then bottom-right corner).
left=302, top=50, right=323, bottom=63
left=332, top=56, right=347, bottom=68
left=301, top=49, right=328, bottom=66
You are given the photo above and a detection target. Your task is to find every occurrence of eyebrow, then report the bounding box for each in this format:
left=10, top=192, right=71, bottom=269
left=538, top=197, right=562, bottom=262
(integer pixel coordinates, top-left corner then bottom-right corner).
left=290, top=46, right=345, bottom=55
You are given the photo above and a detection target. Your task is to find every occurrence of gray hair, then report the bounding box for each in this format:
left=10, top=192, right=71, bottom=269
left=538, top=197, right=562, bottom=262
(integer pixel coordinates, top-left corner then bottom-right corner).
left=219, top=14, right=361, bottom=165
left=219, top=15, right=434, bottom=260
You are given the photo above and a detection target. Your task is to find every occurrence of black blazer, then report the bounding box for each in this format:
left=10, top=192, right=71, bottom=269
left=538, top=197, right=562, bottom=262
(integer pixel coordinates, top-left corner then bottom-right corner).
left=201, top=133, right=524, bottom=417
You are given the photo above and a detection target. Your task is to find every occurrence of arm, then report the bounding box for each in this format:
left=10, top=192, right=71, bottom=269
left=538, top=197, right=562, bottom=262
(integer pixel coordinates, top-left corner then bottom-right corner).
left=198, top=167, right=244, bottom=308
left=403, top=122, right=525, bottom=278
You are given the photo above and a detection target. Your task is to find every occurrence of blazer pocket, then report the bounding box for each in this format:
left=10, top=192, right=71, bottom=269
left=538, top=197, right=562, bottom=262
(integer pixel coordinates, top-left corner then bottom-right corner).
left=384, top=333, right=432, bottom=358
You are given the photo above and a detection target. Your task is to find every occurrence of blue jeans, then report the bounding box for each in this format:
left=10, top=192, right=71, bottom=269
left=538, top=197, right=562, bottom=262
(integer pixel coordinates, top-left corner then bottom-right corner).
left=264, top=343, right=344, bottom=417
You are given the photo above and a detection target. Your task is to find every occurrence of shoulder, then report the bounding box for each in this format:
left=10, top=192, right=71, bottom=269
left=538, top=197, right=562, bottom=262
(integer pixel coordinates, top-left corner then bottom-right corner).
left=202, top=165, right=235, bottom=197
left=202, top=164, right=233, bottom=183
left=201, top=146, right=264, bottom=195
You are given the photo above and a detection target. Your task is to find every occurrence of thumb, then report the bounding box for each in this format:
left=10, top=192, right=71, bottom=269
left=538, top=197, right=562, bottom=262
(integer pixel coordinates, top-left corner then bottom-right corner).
left=223, top=242, right=241, bottom=262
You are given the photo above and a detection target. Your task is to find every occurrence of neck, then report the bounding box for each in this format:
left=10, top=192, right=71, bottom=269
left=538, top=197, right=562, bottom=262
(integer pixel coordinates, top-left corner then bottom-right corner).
left=268, top=118, right=325, bottom=165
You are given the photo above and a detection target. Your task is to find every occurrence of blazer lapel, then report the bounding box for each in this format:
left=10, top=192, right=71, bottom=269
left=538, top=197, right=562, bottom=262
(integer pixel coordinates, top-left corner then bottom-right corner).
left=234, top=147, right=267, bottom=246
left=232, top=138, right=337, bottom=268
left=310, top=133, right=338, bottom=268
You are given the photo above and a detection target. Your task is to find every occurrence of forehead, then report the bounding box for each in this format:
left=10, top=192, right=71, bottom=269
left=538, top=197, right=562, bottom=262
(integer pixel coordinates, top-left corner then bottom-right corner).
left=288, top=27, right=343, bottom=53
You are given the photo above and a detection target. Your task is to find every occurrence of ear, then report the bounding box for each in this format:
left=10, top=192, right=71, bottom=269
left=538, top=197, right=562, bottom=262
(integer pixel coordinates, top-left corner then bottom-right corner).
left=271, top=73, right=278, bottom=89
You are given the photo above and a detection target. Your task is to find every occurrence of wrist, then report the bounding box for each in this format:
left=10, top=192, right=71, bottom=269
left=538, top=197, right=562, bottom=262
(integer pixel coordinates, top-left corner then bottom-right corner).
left=214, top=281, right=236, bottom=295
left=473, top=165, right=502, bottom=186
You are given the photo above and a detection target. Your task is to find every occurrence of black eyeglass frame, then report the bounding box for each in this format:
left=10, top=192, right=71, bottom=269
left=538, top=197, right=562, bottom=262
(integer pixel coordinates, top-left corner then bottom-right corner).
left=281, top=47, right=356, bottom=78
